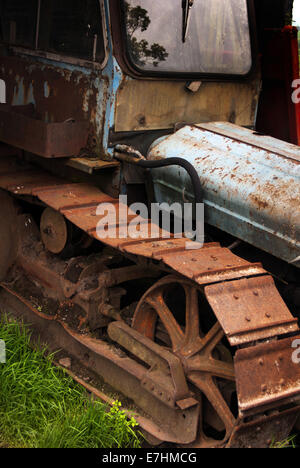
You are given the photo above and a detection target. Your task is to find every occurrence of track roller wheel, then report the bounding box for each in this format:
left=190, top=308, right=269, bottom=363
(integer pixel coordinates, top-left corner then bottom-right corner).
left=40, top=207, right=93, bottom=256
left=40, top=207, right=68, bottom=254
left=132, top=275, right=236, bottom=447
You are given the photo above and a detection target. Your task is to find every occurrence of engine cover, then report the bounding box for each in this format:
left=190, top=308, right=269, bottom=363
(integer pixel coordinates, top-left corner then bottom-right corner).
left=148, top=122, right=300, bottom=268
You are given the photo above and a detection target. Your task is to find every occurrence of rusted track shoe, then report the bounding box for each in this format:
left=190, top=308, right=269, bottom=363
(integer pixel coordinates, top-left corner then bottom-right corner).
left=0, top=152, right=300, bottom=447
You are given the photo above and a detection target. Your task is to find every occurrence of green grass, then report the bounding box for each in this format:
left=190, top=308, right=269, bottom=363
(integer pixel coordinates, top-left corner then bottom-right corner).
left=0, top=317, right=141, bottom=448
left=271, top=435, right=297, bottom=449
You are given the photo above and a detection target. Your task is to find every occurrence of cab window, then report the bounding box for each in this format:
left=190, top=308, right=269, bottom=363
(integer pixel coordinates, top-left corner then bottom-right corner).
left=0, top=0, right=37, bottom=48
left=0, top=0, right=105, bottom=64
left=122, top=0, right=252, bottom=76
left=38, top=0, right=105, bottom=62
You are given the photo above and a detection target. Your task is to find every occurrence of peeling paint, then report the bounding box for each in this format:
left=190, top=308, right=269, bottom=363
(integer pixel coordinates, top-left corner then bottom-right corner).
left=44, top=81, right=50, bottom=99
left=148, top=123, right=300, bottom=267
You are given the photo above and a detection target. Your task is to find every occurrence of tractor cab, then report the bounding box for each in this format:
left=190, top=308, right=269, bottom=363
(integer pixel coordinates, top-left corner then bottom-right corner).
left=0, top=1, right=300, bottom=448
left=0, top=0, right=298, bottom=167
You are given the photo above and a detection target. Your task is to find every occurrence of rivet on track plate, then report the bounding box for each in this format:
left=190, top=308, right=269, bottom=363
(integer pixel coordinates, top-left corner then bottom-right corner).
left=259, top=359, right=264, bottom=366
left=265, top=313, right=271, bottom=318
left=245, top=317, right=251, bottom=322
left=261, top=384, right=267, bottom=393
left=234, top=295, right=239, bottom=300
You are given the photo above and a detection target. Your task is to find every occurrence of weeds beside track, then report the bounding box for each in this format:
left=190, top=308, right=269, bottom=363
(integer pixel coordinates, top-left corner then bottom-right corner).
left=0, top=317, right=141, bottom=448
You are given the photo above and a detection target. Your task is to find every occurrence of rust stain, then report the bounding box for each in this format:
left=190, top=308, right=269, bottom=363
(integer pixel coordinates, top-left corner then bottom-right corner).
left=249, top=194, right=269, bottom=210
left=0, top=56, right=106, bottom=154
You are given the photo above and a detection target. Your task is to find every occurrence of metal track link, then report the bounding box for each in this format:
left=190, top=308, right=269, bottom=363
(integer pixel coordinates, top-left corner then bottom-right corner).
left=1, top=150, right=300, bottom=446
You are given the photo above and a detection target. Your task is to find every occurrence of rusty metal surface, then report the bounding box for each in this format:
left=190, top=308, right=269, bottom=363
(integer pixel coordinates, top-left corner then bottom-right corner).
left=0, top=149, right=299, bottom=446
left=0, top=6, right=298, bottom=447
left=0, top=282, right=200, bottom=445
left=0, top=104, right=89, bottom=158
left=40, top=208, right=68, bottom=254
left=132, top=275, right=236, bottom=445
left=66, top=157, right=119, bottom=174
left=228, top=406, right=300, bottom=448
left=35, top=183, right=114, bottom=210
left=0, top=155, right=294, bottom=341
left=0, top=155, right=295, bottom=339
left=32, top=167, right=267, bottom=284
left=158, top=247, right=265, bottom=285
left=148, top=123, right=300, bottom=268
left=0, top=157, right=63, bottom=194
left=14, top=212, right=159, bottom=331
left=108, top=321, right=196, bottom=408
left=205, top=276, right=299, bottom=346
left=0, top=55, right=106, bottom=156
left=196, top=122, right=300, bottom=163
left=235, top=336, right=300, bottom=415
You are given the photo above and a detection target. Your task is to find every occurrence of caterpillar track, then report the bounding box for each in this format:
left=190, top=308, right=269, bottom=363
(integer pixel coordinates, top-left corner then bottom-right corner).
left=1, top=145, right=300, bottom=448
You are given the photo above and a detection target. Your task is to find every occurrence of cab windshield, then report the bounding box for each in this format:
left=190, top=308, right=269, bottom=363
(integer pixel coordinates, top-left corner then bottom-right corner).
left=122, top=0, right=252, bottom=75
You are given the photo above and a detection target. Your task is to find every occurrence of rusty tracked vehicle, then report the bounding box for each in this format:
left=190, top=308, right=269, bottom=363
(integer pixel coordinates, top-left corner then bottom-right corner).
left=0, top=0, right=300, bottom=448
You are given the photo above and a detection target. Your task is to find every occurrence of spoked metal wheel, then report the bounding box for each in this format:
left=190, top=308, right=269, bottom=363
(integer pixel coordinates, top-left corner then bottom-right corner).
left=132, top=275, right=237, bottom=447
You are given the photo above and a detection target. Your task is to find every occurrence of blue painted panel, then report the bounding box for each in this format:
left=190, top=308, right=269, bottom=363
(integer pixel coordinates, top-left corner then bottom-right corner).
left=148, top=122, right=300, bottom=267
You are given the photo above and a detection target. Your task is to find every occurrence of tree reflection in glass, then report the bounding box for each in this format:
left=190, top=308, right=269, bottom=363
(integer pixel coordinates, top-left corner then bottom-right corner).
left=123, top=0, right=252, bottom=75
left=124, top=1, right=168, bottom=68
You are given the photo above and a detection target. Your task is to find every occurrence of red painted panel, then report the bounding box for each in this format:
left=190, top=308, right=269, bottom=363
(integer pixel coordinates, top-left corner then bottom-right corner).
left=256, top=26, right=300, bottom=146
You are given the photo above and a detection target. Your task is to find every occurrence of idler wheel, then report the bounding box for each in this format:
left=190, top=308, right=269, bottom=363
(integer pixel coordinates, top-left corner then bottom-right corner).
left=40, top=207, right=68, bottom=254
